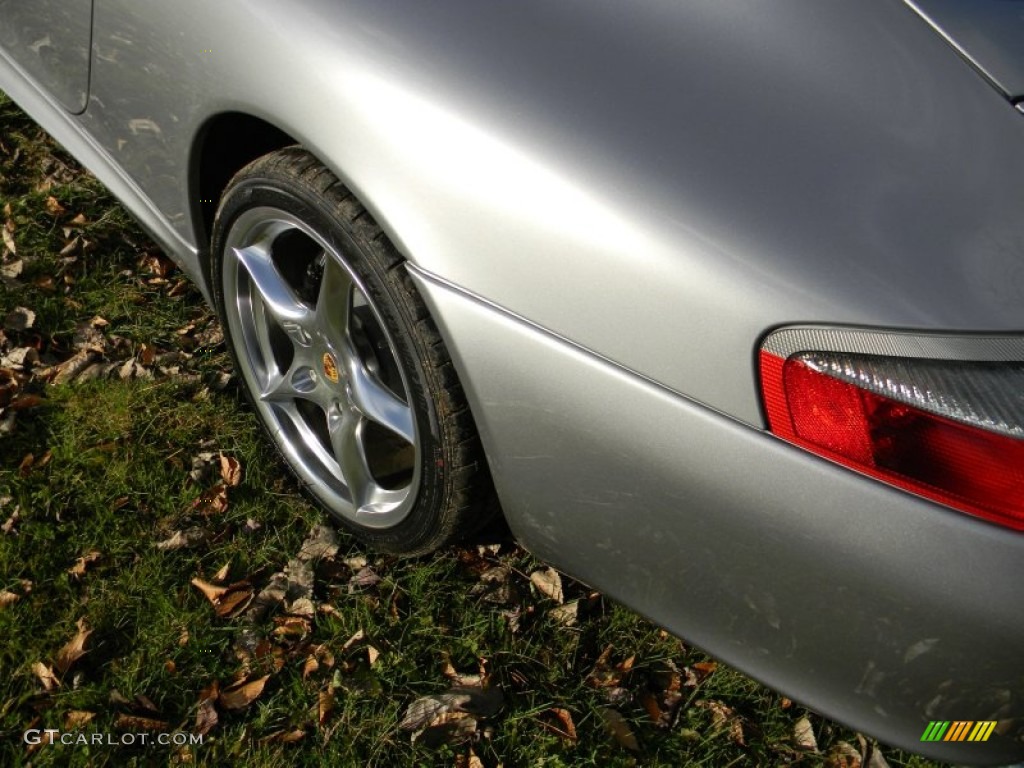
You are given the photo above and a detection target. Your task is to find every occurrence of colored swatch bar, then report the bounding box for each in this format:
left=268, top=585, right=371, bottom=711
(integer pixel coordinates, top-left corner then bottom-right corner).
left=921, top=721, right=997, bottom=742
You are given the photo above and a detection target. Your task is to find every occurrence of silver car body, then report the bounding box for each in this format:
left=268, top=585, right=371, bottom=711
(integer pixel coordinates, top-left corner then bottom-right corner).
left=2, top=1, right=1022, bottom=762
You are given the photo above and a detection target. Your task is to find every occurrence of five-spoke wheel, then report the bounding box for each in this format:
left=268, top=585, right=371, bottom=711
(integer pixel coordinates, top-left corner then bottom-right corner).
left=222, top=208, right=419, bottom=527
left=212, top=147, right=494, bottom=553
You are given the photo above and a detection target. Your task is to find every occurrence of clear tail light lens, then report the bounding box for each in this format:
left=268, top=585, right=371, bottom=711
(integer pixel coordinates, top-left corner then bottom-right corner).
left=760, top=347, right=1024, bottom=530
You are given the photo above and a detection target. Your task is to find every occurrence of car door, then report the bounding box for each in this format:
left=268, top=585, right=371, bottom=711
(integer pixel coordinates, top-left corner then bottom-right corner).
left=0, top=0, right=93, bottom=113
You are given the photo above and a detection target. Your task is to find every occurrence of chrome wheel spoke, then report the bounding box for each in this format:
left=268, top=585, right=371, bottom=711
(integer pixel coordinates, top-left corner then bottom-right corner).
left=260, top=362, right=318, bottom=404
left=328, top=408, right=375, bottom=512
left=344, top=347, right=416, bottom=445
left=251, top=295, right=279, bottom=374
left=315, top=256, right=354, bottom=341
left=233, top=242, right=314, bottom=344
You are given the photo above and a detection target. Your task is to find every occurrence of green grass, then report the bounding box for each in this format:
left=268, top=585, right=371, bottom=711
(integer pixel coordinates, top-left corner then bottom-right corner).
left=0, top=90, right=947, bottom=767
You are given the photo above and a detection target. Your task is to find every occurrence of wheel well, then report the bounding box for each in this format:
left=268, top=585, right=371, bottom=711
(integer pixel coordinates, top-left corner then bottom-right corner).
left=191, top=112, right=296, bottom=279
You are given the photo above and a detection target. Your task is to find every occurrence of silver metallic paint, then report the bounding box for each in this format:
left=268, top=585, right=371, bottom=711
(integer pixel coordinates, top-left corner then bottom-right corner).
left=0, top=0, right=92, bottom=113
left=11, top=0, right=1024, bottom=426
left=2, top=0, right=1023, bottom=761
left=906, top=0, right=1024, bottom=98
left=412, top=267, right=1024, bottom=765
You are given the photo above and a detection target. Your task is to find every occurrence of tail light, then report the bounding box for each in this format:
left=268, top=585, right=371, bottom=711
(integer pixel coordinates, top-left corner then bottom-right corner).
left=760, top=329, right=1024, bottom=531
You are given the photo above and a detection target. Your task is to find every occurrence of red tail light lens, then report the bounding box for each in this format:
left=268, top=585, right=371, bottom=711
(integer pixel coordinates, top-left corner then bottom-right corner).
left=760, top=349, right=1024, bottom=530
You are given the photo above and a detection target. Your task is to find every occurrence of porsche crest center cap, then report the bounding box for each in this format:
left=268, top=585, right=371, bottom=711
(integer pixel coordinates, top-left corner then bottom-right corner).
left=322, top=352, right=340, bottom=383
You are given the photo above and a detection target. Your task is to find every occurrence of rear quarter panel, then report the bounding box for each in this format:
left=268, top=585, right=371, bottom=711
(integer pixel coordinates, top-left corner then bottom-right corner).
left=77, top=0, right=1024, bottom=426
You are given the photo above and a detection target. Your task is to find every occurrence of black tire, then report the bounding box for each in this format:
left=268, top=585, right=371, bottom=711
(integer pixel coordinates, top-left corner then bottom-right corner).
left=210, top=146, right=495, bottom=554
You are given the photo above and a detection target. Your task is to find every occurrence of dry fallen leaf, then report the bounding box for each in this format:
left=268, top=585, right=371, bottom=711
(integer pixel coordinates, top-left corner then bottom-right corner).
left=641, top=692, right=667, bottom=728
left=114, top=715, right=168, bottom=731
left=348, top=566, right=381, bottom=590
left=194, top=680, right=220, bottom=736
left=549, top=601, right=579, bottom=627
left=59, top=236, right=80, bottom=256
left=530, top=567, right=564, bottom=603
left=215, top=585, right=254, bottom=618
left=794, top=716, right=819, bottom=752
left=219, top=674, right=270, bottom=710
left=194, top=696, right=218, bottom=736
left=64, top=711, right=95, bottom=729
left=191, top=483, right=229, bottom=515
left=287, top=597, right=315, bottom=618
left=191, top=577, right=253, bottom=618
left=4, top=349, right=38, bottom=373
left=691, top=661, right=718, bottom=680
left=297, top=524, right=339, bottom=561
left=343, top=554, right=368, bottom=570
left=50, top=349, right=99, bottom=384
left=539, top=707, right=578, bottom=742
left=33, top=662, right=59, bottom=691
left=414, top=711, right=478, bottom=746
left=139, top=253, right=173, bottom=278
left=0, top=590, right=19, bottom=608
left=219, top=454, right=243, bottom=487
left=68, top=550, right=102, bottom=579
left=599, top=708, right=640, bottom=751
left=700, top=699, right=735, bottom=729
left=134, top=693, right=161, bottom=715
left=587, top=645, right=633, bottom=689
left=864, top=743, right=891, bottom=768
left=191, top=578, right=228, bottom=606
left=188, top=451, right=218, bottom=485
left=318, top=688, right=335, bottom=727
left=826, top=741, right=863, bottom=768
left=213, top=563, right=230, bottom=583
left=442, top=658, right=486, bottom=688
left=45, top=196, right=65, bottom=216
left=1, top=259, right=23, bottom=279
left=260, top=729, right=306, bottom=744
left=312, top=644, right=335, bottom=669
left=167, top=278, right=192, bottom=298
left=730, top=717, right=747, bottom=747
left=695, top=699, right=747, bottom=746
left=302, top=655, right=319, bottom=679
left=155, top=528, right=208, bottom=551
left=109, top=689, right=131, bottom=706
left=55, top=617, right=92, bottom=675
left=399, top=694, right=463, bottom=732
left=10, top=397, right=40, bottom=415
left=4, top=306, right=34, bottom=332
left=273, top=616, right=311, bottom=639
left=245, top=573, right=288, bottom=621
left=2, top=222, right=15, bottom=255
left=2, top=506, right=20, bottom=535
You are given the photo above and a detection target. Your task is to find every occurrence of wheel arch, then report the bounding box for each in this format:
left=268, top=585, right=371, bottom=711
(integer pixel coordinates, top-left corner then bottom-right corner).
left=189, top=111, right=297, bottom=287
